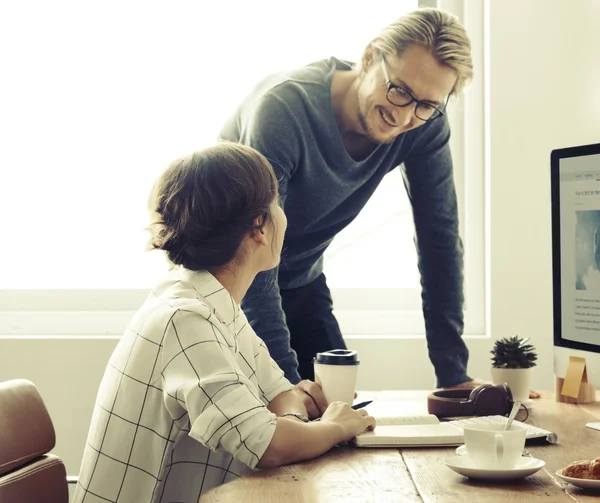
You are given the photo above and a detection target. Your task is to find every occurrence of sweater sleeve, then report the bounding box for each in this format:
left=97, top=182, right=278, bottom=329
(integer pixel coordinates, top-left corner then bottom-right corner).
left=402, top=116, right=471, bottom=387
left=219, top=92, right=303, bottom=384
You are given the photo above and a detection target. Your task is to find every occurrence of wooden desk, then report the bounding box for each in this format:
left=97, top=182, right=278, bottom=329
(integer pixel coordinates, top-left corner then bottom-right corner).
left=200, top=391, right=600, bottom=502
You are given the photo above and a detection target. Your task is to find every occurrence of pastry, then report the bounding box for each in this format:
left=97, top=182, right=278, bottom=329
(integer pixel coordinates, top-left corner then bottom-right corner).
left=563, top=458, right=600, bottom=479
left=564, top=460, right=592, bottom=479
left=590, top=457, right=600, bottom=479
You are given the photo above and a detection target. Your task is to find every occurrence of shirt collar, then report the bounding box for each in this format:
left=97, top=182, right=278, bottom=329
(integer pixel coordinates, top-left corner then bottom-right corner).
left=175, top=268, right=240, bottom=327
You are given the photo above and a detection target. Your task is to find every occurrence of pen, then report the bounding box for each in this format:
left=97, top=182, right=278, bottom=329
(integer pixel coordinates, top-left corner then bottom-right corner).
left=351, top=400, right=373, bottom=410
left=311, top=399, right=374, bottom=421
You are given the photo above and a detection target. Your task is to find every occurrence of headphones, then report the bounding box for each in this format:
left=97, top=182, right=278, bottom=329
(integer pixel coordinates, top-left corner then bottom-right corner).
left=427, top=383, right=514, bottom=417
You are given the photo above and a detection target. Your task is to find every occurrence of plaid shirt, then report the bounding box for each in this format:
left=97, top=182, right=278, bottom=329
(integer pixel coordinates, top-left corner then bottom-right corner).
left=73, top=268, right=294, bottom=503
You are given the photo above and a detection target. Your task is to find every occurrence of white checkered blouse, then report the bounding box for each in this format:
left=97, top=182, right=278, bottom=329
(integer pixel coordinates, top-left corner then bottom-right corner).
left=73, top=268, right=294, bottom=503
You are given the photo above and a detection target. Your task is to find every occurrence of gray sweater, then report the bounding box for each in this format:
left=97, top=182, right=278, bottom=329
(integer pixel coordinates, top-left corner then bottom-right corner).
left=219, top=57, right=470, bottom=387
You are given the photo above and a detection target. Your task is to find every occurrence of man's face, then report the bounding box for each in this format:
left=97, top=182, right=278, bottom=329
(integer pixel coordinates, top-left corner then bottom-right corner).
left=356, top=44, right=458, bottom=144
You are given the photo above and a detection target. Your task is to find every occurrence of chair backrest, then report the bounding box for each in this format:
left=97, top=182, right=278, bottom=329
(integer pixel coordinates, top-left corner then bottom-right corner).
left=0, top=379, right=68, bottom=503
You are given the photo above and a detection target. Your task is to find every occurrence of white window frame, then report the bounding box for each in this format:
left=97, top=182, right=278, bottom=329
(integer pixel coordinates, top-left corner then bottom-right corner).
left=0, top=0, right=487, bottom=339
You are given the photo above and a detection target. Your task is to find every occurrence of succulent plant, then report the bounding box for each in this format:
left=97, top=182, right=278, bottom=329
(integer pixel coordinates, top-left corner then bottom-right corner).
left=491, top=335, right=538, bottom=369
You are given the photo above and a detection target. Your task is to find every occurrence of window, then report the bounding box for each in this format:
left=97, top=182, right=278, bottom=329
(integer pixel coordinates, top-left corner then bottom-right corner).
left=0, top=0, right=485, bottom=337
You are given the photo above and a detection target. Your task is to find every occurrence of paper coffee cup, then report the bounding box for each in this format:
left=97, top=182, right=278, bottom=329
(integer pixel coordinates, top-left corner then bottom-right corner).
left=313, top=349, right=360, bottom=405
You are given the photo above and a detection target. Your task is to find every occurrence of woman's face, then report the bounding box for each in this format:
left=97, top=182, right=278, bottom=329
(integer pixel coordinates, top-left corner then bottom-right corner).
left=264, top=195, right=287, bottom=268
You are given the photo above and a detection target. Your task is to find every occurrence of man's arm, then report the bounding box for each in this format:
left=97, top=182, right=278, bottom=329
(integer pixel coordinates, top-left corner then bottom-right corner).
left=250, top=309, right=330, bottom=416
left=242, top=269, right=301, bottom=383
left=402, top=116, right=471, bottom=388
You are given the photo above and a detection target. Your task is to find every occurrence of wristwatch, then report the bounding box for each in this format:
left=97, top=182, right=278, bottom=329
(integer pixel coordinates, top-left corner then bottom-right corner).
left=281, top=412, right=310, bottom=423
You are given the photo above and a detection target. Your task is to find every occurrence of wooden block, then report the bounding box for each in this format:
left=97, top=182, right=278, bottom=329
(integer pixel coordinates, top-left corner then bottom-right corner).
left=555, top=376, right=596, bottom=403
left=560, top=356, right=588, bottom=397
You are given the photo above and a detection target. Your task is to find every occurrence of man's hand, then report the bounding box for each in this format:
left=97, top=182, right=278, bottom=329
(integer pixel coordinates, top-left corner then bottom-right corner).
left=443, top=378, right=541, bottom=399
left=294, top=380, right=329, bottom=419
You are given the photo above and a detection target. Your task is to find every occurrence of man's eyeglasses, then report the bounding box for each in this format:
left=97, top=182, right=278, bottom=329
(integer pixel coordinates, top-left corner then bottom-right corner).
left=380, top=56, right=449, bottom=122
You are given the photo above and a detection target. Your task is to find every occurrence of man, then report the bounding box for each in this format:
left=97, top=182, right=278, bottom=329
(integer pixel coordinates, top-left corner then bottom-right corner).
left=219, top=8, right=476, bottom=393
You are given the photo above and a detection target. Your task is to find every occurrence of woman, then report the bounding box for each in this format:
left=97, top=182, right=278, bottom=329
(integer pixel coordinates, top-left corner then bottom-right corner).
left=73, top=142, right=375, bottom=503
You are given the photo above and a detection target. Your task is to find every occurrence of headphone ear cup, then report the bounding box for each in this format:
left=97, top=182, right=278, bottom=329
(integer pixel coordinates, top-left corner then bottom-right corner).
left=502, top=384, right=514, bottom=403
left=501, top=384, right=515, bottom=415
left=468, top=383, right=494, bottom=403
left=472, top=383, right=514, bottom=416
left=490, top=383, right=515, bottom=410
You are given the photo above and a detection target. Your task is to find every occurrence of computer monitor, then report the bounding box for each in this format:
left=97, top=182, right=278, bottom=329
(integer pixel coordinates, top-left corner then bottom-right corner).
left=552, top=142, right=600, bottom=389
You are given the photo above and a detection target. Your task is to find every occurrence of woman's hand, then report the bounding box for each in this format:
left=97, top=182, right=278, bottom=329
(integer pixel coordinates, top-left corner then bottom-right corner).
left=293, top=380, right=329, bottom=418
left=320, top=401, right=376, bottom=442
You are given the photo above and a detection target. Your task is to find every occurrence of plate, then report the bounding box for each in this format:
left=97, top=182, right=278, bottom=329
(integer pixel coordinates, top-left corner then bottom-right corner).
left=444, top=455, right=545, bottom=480
left=555, top=470, right=600, bottom=490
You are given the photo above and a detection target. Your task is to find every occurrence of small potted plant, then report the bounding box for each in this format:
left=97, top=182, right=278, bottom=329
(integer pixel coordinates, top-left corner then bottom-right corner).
left=490, top=335, right=538, bottom=403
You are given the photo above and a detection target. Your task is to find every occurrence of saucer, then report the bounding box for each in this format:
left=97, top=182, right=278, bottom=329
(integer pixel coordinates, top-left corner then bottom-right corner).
left=444, top=455, right=545, bottom=480
left=555, top=470, right=600, bottom=490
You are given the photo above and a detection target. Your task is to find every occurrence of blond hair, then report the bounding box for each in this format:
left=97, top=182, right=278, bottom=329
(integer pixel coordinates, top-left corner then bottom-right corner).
left=367, top=7, right=473, bottom=94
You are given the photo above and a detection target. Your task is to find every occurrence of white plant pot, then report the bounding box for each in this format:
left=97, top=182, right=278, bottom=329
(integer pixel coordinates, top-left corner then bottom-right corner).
left=490, top=367, right=532, bottom=403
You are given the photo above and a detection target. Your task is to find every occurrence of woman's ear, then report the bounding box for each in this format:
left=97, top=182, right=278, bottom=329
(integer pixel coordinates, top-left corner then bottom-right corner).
left=250, top=215, right=269, bottom=246
left=250, top=226, right=268, bottom=247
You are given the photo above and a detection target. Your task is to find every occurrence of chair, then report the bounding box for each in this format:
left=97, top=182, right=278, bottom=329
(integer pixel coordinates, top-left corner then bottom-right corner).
left=0, top=379, right=71, bottom=503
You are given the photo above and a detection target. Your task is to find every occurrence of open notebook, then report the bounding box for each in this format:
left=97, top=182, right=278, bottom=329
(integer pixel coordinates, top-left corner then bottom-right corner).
left=353, top=405, right=463, bottom=447
left=352, top=399, right=557, bottom=448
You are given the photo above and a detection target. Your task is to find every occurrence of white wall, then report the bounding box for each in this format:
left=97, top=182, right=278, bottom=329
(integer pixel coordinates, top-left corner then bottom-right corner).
left=0, top=337, right=117, bottom=498
left=2, top=0, right=600, bottom=485
left=488, top=0, right=600, bottom=390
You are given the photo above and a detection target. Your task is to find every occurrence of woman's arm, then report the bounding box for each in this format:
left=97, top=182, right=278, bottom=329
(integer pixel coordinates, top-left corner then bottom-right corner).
left=266, top=381, right=328, bottom=418
left=162, top=306, right=371, bottom=471
left=258, top=402, right=375, bottom=468
left=258, top=418, right=342, bottom=468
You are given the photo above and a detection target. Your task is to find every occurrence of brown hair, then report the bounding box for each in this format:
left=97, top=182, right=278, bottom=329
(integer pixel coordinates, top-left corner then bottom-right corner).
left=367, top=7, right=473, bottom=95
left=148, top=141, right=278, bottom=270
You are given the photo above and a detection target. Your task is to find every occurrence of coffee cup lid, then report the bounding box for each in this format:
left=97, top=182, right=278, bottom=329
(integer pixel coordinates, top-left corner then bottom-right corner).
left=313, top=349, right=359, bottom=365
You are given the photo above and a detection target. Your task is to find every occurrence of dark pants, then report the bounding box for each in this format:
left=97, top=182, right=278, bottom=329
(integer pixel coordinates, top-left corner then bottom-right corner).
left=280, top=273, right=347, bottom=381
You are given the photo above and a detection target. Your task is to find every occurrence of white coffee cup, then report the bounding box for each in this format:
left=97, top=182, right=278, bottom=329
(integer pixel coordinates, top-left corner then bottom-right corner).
left=313, top=349, right=360, bottom=405
left=463, top=423, right=526, bottom=470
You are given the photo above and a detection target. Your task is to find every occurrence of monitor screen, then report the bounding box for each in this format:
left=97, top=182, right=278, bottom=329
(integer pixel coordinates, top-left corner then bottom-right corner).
left=552, top=142, right=600, bottom=355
